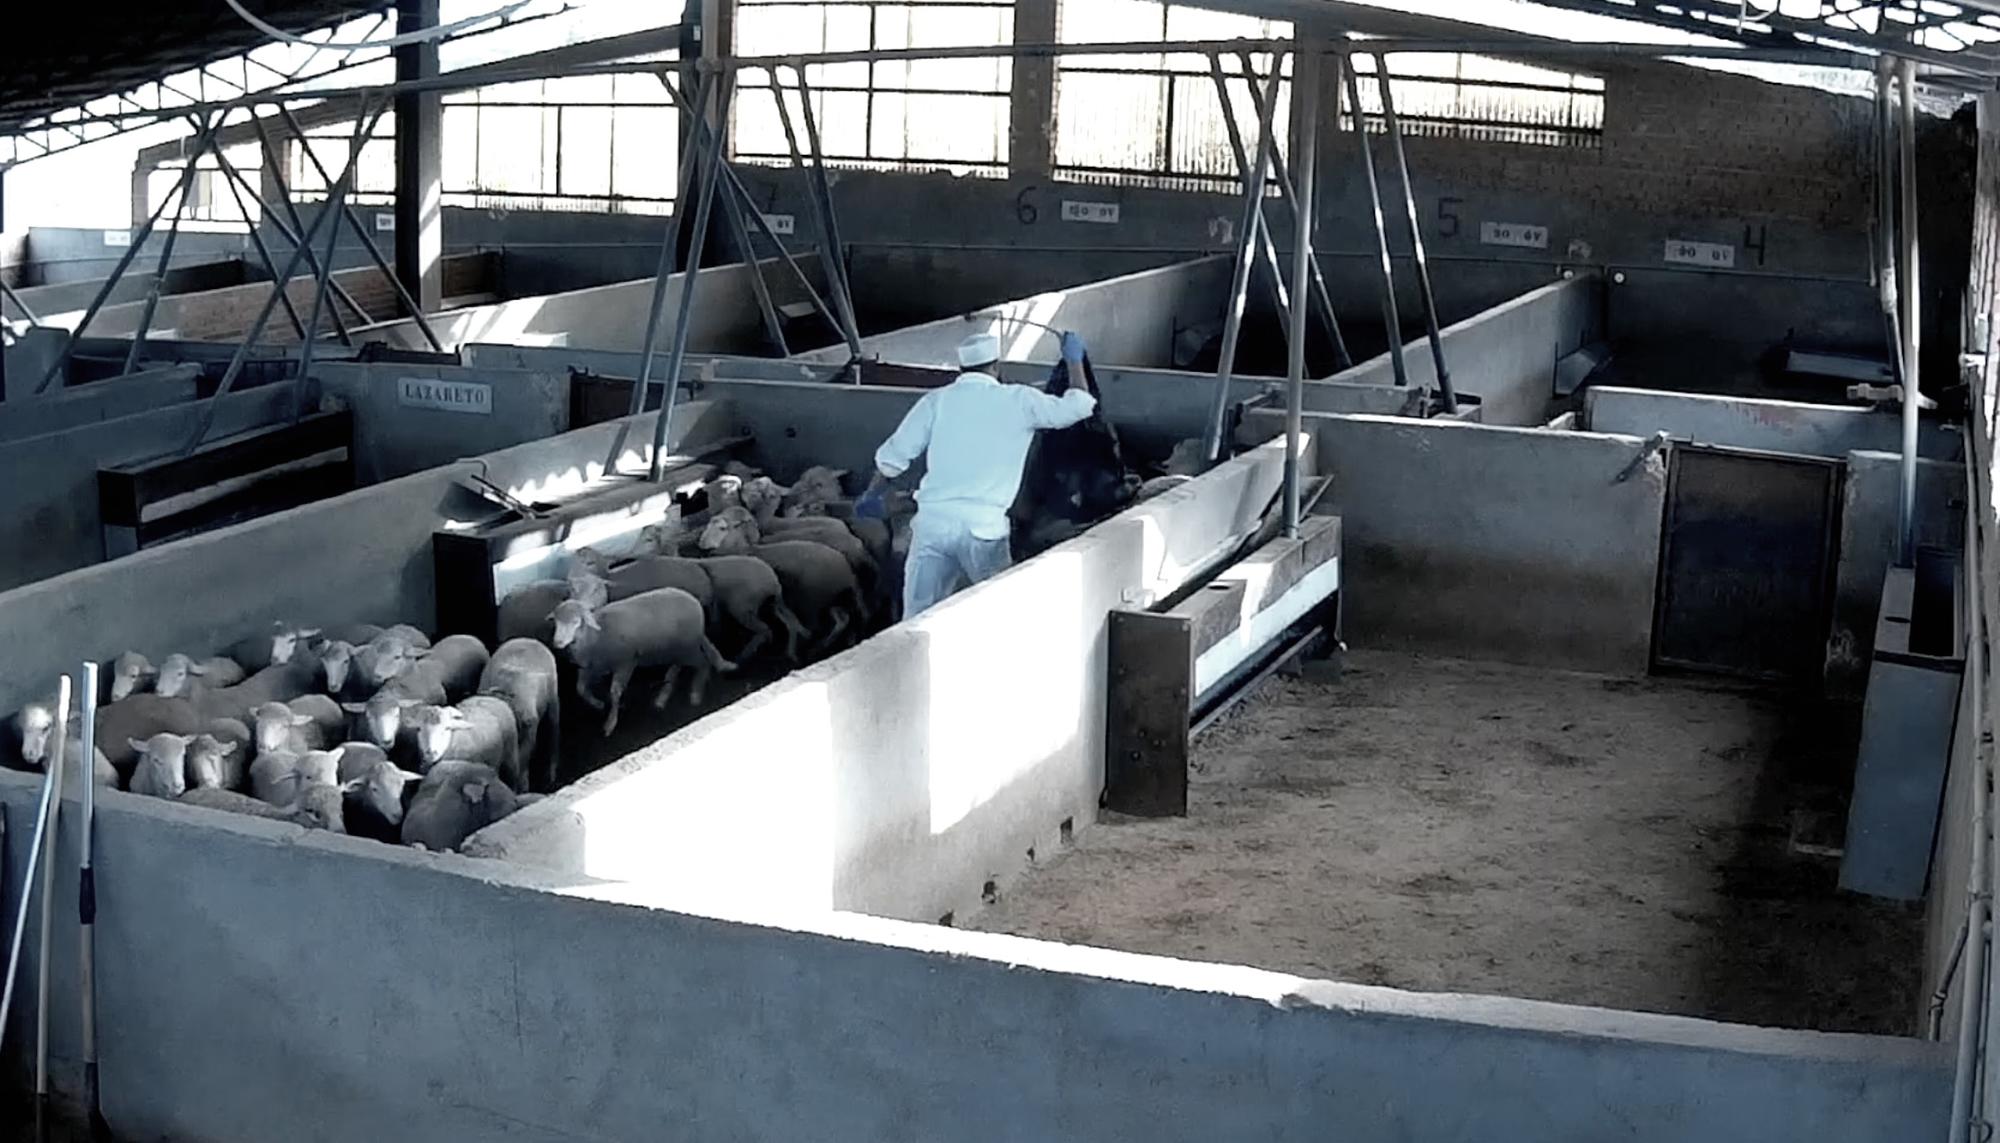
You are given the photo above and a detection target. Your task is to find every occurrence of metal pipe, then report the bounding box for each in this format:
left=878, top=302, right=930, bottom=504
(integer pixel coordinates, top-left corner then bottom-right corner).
left=76, top=661, right=100, bottom=1131
left=1207, top=58, right=1294, bottom=346
left=183, top=106, right=381, bottom=454
left=275, top=103, right=447, bottom=352
left=1950, top=462, right=1991, bottom=1143
left=34, top=673, right=71, bottom=1109
left=1202, top=55, right=1287, bottom=463
left=0, top=278, right=42, bottom=327
left=291, top=153, right=352, bottom=421
left=648, top=73, right=737, bottom=482
left=215, top=147, right=312, bottom=342
left=32, top=176, right=186, bottom=394
left=0, top=681, right=66, bottom=1051
left=1374, top=54, right=1454, bottom=413
left=779, top=67, right=866, bottom=355
left=246, top=114, right=370, bottom=332
left=620, top=70, right=715, bottom=434
left=1898, top=57, right=1922, bottom=565
left=719, top=171, right=790, bottom=356
left=123, top=119, right=219, bottom=376
left=1283, top=45, right=1320, bottom=540
left=1343, top=55, right=1410, bottom=390
left=1234, top=50, right=1352, bottom=370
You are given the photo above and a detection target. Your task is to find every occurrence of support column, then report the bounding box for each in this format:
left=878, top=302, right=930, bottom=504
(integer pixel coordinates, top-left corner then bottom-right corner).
left=1011, top=0, right=1059, bottom=180
left=394, top=0, right=444, bottom=315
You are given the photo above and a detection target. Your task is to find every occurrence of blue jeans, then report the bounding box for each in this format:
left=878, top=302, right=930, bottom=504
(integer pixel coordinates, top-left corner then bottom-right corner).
left=903, top=512, right=1013, bottom=618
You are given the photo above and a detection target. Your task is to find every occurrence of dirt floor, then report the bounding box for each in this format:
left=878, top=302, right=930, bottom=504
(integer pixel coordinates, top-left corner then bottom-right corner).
left=968, top=650, right=1925, bottom=1035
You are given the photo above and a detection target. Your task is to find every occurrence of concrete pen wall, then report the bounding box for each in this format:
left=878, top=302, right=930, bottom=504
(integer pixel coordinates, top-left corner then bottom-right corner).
left=1829, top=451, right=1966, bottom=688
left=0, top=364, right=201, bottom=443
left=1252, top=410, right=1667, bottom=674
left=469, top=437, right=1301, bottom=924
left=792, top=254, right=1235, bottom=372
left=1325, top=274, right=1603, bottom=426
left=311, top=362, right=571, bottom=483
left=0, top=770, right=1950, bottom=1143
left=1587, top=385, right=1965, bottom=462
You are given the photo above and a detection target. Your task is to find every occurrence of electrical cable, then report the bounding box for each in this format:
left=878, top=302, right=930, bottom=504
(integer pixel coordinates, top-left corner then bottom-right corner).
left=221, top=0, right=537, bottom=52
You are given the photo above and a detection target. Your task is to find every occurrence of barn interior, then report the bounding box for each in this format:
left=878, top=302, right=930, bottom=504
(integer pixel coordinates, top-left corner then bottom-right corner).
left=0, top=1, right=1995, bottom=1141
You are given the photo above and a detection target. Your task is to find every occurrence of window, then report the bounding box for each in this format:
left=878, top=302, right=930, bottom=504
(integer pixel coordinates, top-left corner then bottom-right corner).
left=145, top=143, right=268, bottom=227
left=289, top=116, right=399, bottom=207
left=1052, top=0, right=1290, bottom=192
left=732, top=0, right=1013, bottom=176
left=1344, top=53, right=1604, bottom=149
left=441, top=75, right=677, bottom=215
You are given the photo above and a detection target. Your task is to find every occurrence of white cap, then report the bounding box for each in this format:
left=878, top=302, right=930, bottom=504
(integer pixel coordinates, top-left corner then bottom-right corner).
left=957, top=333, right=1001, bottom=370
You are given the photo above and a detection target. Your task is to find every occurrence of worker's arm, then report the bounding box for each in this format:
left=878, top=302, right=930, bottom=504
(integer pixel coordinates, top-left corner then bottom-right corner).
left=1015, top=332, right=1097, bottom=430
left=860, top=391, right=937, bottom=514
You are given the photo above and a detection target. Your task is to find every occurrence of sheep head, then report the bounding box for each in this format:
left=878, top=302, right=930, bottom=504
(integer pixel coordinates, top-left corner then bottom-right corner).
left=344, top=760, right=416, bottom=827
left=706, top=475, right=745, bottom=511
left=252, top=702, right=315, bottom=755
left=407, top=704, right=467, bottom=767
left=550, top=600, right=602, bottom=651
left=343, top=692, right=414, bottom=749
left=110, top=651, right=155, bottom=701
left=289, top=784, right=346, bottom=833
left=14, top=703, right=54, bottom=768
left=155, top=653, right=203, bottom=698
left=740, top=477, right=786, bottom=523
left=319, top=641, right=355, bottom=694
left=129, top=733, right=192, bottom=797
left=781, top=466, right=847, bottom=516
left=566, top=571, right=609, bottom=611
left=571, top=547, right=612, bottom=578
left=186, top=734, right=241, bottom=789
left=698, top=506, right=760, bottom=555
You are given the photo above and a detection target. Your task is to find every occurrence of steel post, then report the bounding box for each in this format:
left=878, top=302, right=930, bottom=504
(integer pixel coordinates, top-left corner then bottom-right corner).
left=292, top=150, right=353, bottom=420
left=275, top=103, right=446, bottom=352
left=648, top=72, right=737, bottom=482
left=215, top=148, right=311, bottom=341
left=1897, top=57, right=1921, bottom=565
left=1208, top=58, right=1293, bottom=346
left=717, top=145, right=790, bottom=356
left=76, top=660, right=100, bottom=1132
left=33, top=171, right=188, bottom=394
left=247, top=114, right=370, bottom=331
left=1202, top=56, right=1287, bottom=463
left=1950, top=463, right=1990, bottom=1143
left=1235, top=50, right=1352, bottom=369
left=123, top=118, right=221, bottom=376
left=33, top=673, right=70, bottom=1110
left=778, top=66, right=865, bottom=353
left=184, top=105, right=383, bottom=454
left=1343, top=55, right=1410, bottom=389
left=1283, top=46, right=1320, bottom=539
left=0, top=278, right=41, bottom=327
left=1374, top=54, right=1454, bottom=412
left=622, top=71, right=716, bottom=426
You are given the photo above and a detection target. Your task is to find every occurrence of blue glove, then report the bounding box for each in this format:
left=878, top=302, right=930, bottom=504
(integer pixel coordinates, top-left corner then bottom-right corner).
left=855, top=489, right=888, bottom=520
left=1060, top=331, right=1087, bottom=364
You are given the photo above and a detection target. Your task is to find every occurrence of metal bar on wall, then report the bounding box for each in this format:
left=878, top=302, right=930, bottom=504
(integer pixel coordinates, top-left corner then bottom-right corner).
left=214, top=148, right=311, bottom=342
left=1898, top=57, right=1922, bottom=565
left=1343, top=54, right=1411, bottom=390
left=123, top=118, right=223, bottom=376
left=1207, top=57, right=1293, bottom=349
left=1373, top=53, right=1455, bottom=413
left=244, top=115, right=370, bottom=334
left=777, top=65, right=866, bottom=359
left=1202, top=54, right=1287, bottom=463
left=1283, top=45, right=1320, bottom=539
left=32, top=173, right=188, bottom=394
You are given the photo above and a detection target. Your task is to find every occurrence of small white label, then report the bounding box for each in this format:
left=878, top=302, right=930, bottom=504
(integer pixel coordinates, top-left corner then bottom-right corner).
left=1664, top=239, right=1736, bottom=269
left=1480, top=221, right=1549, bottom=249
left=1061, top=200, right=1121, bottom=225
left=374, top=212, right=396, bottom=232
left=762, top=213, right=795, bottom=236
left=397, top=377, right=492, bottom=415
left=103, top=230, right=131, bottom=247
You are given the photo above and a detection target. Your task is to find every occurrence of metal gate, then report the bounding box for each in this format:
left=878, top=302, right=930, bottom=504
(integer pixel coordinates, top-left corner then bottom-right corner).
left=1652, top=443, right=1843, bottom=684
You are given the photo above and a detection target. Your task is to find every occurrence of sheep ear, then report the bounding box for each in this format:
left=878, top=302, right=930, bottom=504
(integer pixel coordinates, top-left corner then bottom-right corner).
left=341, top=702, right=367, bottom=715
left=187, top=661, right=207, bottom=676
left=582, top=608, right=603, bottom=631
left=298, top=628, right=321, bottom=639
left=341, top=777, right=365, bottom=795
left=219, top=741, right=240, bottom=758
left=290, top=713, right=314, bottom=727
left=127, top=738, right=149, bottom=755
left=461, top=780, right=489, bottom=806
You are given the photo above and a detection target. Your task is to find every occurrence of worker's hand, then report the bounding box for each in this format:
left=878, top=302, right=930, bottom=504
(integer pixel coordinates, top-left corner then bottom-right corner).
left=1060, top=331, right=1087, bottom=364
left=855, top=489, right=889, bottom=520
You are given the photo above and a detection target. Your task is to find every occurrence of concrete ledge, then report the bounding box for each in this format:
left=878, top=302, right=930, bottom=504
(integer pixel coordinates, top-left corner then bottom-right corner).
left=1587, top=385, right=1964, bottom=462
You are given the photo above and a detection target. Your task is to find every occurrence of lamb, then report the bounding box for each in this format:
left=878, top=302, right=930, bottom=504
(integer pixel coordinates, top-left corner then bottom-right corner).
left=95, top=694, right=205, bottom=773
left=249, top=748, right=341, bottom=807
left=400, top=760, right=520, bottom=851
left=183, top=655, right=322, bottom=726
left=180, top=785, right=345, bottom=833
left=250, top=695, right=344, bottom=757
left=352, top=633, right=423, bottom=691
left=186, top=733, right=246, bottom=791
left=597, top=554, right=718, bottom=615
left=408, top=697, right=522, bottom=791
left=342, top=757, right=421, bottom=843
left=128, top=732, right=196, bottom=798
left=8, top=696, right=64, bottom=770
left=61, top=737, right=120, bottom=790
left=551, top=589, right=735, bottom=736
left=695, top=555, right=809, bottom=663
left=385, top=634, right=490, bottom=703
left=706, top=506, right=876, bottom=606
left=228, top=622, right=320, bottom=673
left=697, top=511, right=867, bottom=653
left=332, top=741, right=389, bottom=783
left=497, top=573, right=610, bottom=646
left=777, top=465, right=849, bottom=516
left=477, top=639, right=561, bottom=791
left=343, top=691, right=429, bottom=758
left=109, top=651, right=156, bottom=701
left=153, top=654, right=249, bottom=700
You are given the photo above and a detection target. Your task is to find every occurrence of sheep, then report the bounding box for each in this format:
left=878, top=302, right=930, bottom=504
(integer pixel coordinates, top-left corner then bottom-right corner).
left=181, top=656, right=322, bottom=727
left=353, top=633, right=423, bottom=691
left=109, top=651, right=156, bottom=701
left=228, top=622, right=320, bottom=673
left=186, top=733, right=246, bottom=791
left=342, top=758, right=421, bottom=843
left=385, top=634, right=490, bottom=704
left=333, top=741, right=390, bottom=784
left=343, top=691, right=428, bottom=759
left=697, top=511, right=867, bottom=653
left=709, top=506, right=877, bottom=606
left=8, top=696, right=64, bottom=771
left=62, top=736, right=120, bottom=790
left=321, top=623, right=384, bottom=647
left=477, top=639, right=561, bottom=792
left=598, top=554, right=718, bottom=615
left=401, top=760, right=520, bottom=851
left=551, top=589, right=735, bottom=736
left=777, top=465, right=849, bottom=516
left=381, top=624, right=432, bottom=652
left=1135, top=474, right=1194, bottom=502
left=180, top=785, right=345, bottom=833
left=154, top=654, right=249, bottom=700
left=409, top=697, right=522, bottom=791
left=695, top=555, right=809, bottom=664
left=249, top=748, right=341, bottom=808
left=95, top=694, right=205, bottom=774
left=1162, top=438, right=1207, bottom=477
left=128, top=732, right=196, bottom=798
left=250, top=695, right=344, bottom=757
left=498, top=573, right=610, bottom=647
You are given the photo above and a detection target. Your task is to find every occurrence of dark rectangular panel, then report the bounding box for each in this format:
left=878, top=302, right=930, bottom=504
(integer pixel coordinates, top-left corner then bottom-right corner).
left=1105, top=608, right=1193, bottom=818
left=1652, top=444, right=1842, bottom=684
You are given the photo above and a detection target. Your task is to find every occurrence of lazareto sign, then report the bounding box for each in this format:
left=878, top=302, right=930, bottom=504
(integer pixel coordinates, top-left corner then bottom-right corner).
left=398, top=377, right=493, bottom=415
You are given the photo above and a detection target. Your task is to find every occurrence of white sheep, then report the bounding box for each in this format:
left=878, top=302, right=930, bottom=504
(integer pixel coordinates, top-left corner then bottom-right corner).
left=551, top=588, right=735, bottom=735
left=249, top=748, right=341, bottom=807
left=400, top=760, right=519, bottom=851
left=408, top=696, right=522, bottom=790
left=697, top=510, right=867, bottom=654
left=477, top=639, right=561, bottom=792
left=181, top=785, right=346, bottom=832
left=154, top=653, right=249, bottom=700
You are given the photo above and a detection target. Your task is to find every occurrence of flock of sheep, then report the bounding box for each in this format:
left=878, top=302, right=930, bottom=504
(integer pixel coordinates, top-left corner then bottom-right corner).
left=0, top=463, right=907, bottom=853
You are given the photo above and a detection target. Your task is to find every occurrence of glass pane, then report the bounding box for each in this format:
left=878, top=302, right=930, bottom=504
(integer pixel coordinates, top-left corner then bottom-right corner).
left=1058, top=0, right=1164, bottom=69
left=1054, top=70, right=1166, bottom=172
left=545, top=74, right=615, bottom=103
left=558, top=106, right=614, bottom=196
left=443, top=105, right=478, bottom=191
left=732, top=87, right=793, bottom=157
left=476, top=106, right=550, bottom=193
left=611, top=105, right=675, bottom=199
left=870, top=92, right=1006, bottom=164
left=613, top=72, right=673, bottom=104
left=812, top=88, right=870, bottom=158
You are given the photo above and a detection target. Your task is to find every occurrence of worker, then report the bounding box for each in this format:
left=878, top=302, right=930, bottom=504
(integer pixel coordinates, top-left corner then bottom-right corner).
left=856, top=329, right=1097, bottom=618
